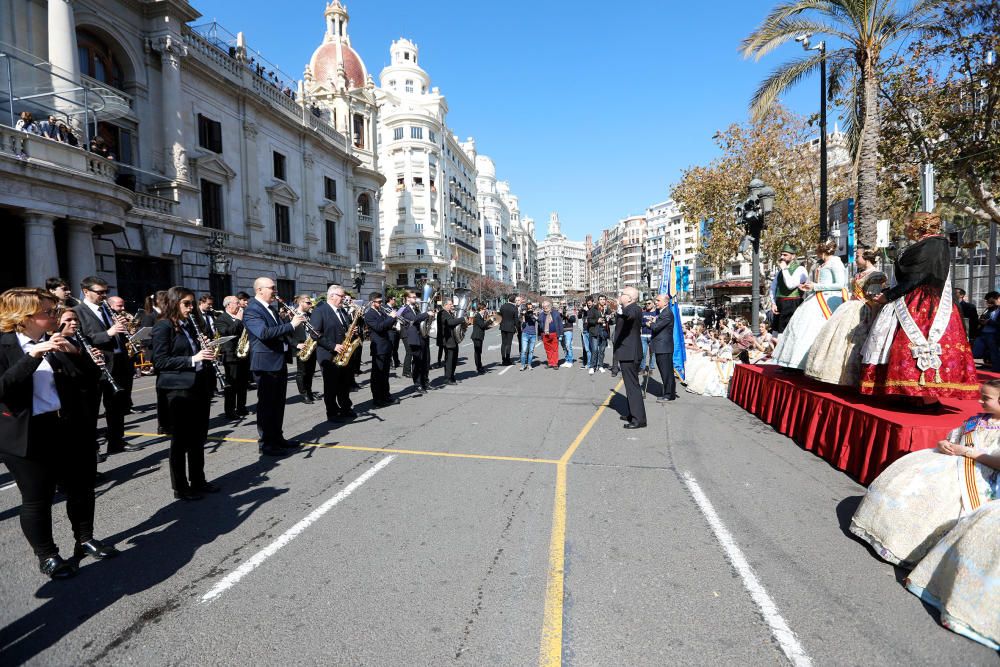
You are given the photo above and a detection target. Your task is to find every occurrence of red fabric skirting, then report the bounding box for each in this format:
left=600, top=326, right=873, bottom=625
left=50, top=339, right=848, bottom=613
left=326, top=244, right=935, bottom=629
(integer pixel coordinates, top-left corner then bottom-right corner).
left=728, top=364, right=992, bottom=485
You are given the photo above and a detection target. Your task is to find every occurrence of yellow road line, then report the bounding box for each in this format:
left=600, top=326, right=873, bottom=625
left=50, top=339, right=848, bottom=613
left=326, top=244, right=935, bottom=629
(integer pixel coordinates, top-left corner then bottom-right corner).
left=123, top=432, right=558, bottom=465
left=539, top=379, right=623, bottom=666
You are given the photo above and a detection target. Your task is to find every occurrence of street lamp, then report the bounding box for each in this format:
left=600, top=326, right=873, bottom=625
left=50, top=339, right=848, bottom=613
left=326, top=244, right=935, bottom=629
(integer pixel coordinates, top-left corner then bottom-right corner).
left=351, top=262, right=366, bottom=294
left=796, top=33, right=828, bottom=240
left=737, top=178, right=775, bottom=332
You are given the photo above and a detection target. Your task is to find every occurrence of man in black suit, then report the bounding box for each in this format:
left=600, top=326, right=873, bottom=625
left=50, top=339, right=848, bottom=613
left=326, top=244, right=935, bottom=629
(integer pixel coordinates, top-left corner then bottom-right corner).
left=613, top=287, right=646, bottom=429
left=397, top=289, right=432, bottom=393
left=243, top=277, right=305, bottom=456
left=650, top=293, right=677, bottom=402
left=440, top=301, right=464, bottom=384
left=311, top=284, right=356, bottom=421
left=498, top=295, right=518, bottom=365
left=289, top=294, right=317, bottom=404
left=471, top=303, right=491, bottom=374
left=364, top=292, right=399, bottom=407
left=215, top=295, right=249, bottom=419
left=74, top=276, right=140, bottom=455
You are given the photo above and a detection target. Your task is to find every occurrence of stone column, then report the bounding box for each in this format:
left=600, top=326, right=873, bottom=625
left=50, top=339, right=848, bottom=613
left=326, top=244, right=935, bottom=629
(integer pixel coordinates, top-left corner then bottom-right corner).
left=66, top=220, right=98, bottom=290
left=158, top=35, right=189, bottom=182
left=23, top=213, right=60, bottom=287
left=48, top=0, right=82, bottom=122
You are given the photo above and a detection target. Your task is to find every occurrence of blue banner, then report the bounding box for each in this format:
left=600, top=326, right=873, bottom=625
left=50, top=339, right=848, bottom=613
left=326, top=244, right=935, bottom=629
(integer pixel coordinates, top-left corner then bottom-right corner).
left=847, top=198, right=855, bottom=260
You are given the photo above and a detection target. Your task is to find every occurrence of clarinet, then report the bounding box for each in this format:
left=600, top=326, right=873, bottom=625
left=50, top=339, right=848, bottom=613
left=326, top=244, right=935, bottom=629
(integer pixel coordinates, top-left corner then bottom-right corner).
left=191, top=319, right=229, bottom=393
left=76, top=330, right=122, bottom=393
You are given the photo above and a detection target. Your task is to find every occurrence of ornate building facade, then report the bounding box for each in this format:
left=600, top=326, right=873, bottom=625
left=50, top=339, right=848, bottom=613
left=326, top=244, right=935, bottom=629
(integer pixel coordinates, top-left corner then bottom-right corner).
left=537, top=213, right=587, bottom=300
left=1, top=0, right=383, bottom=306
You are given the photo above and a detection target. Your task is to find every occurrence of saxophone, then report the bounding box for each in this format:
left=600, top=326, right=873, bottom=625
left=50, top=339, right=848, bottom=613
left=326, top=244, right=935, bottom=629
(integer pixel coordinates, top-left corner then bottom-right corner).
left=333, top=304, right=365, bottom=367
left=236, top=328, right=250, bottom=359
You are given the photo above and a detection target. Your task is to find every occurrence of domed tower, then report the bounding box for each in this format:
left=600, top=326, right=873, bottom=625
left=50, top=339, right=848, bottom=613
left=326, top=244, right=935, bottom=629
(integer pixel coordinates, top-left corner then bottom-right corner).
left=379, top=39, right=431, bottom=96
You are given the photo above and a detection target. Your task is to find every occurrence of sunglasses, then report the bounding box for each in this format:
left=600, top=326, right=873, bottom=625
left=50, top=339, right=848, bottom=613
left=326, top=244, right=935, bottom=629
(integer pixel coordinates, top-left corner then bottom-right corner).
left=87, top=288, right=108, bottom=295
left=180, top=300, right=194, bottom=306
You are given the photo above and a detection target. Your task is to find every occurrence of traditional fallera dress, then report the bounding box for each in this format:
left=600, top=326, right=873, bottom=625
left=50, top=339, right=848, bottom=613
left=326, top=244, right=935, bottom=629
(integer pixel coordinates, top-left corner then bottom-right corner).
left=684, top=342, right=733, bottom=397
left=771, top=256, right=848, bottom=370
left=804, top=269, right=886, bottom=385
left=860, top=235, right=978, bottom=398
left=905, top=501, right=1000, bottom=651
left=850, top=414, right=1000, bottom=567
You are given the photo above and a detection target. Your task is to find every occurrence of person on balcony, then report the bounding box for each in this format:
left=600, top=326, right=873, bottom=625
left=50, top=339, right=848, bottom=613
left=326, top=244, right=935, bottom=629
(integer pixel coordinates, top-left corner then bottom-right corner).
left=14, top=111, right=38, bottom=134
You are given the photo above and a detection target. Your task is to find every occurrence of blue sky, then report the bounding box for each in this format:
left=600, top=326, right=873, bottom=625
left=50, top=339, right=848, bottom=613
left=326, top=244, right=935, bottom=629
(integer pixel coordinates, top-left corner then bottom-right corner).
left=191, top=0, right=822, bottom=242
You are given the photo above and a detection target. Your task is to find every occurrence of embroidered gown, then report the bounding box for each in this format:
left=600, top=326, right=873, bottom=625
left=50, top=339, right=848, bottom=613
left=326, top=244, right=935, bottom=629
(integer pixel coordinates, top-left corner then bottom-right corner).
left=859, top=236, right=977, bottom=398
left=771, top=256, right=847, bottom=370
left=850, top=414, right=1000, bottom=567
left=804, top=269, right=885, bottom=385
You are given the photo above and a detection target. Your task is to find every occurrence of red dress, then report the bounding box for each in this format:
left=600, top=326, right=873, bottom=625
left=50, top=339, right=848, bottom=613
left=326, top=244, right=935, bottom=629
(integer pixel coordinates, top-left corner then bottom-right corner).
left=860, top=236, right=977, bottom=399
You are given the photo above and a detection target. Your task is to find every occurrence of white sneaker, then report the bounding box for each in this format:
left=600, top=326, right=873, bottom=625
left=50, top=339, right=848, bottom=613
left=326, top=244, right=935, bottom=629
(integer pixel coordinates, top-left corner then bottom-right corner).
left=599, top=367, right=606, bottom=373
left=561, top=362, right=573, bottom=368
left=588, top=368, right=595, bottom=375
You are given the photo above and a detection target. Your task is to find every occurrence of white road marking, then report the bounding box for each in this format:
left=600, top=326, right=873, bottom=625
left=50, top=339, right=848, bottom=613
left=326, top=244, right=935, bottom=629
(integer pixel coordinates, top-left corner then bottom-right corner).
left=0, top=482, right=16, bottom=492
left=487, top=344, right=500, bottom=350
left=498, top=365, right=512, bottom=376
left=682, top=471, right=812, bottom=667
left=201, top=456, right=395, bottom=603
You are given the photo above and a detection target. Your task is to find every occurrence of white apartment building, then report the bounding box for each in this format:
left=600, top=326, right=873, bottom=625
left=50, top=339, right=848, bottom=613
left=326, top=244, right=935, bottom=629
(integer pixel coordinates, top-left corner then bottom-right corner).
left=374, top=37, right=481, bottom=290
left=1, top=0, right=383, bottom=306
left=537, top=213, right=587, bottom=300
left=645, top=199, right=698, bottom=299
left=589, top=215, right=645, bottom=295
left=476, top=154, right=512, bottom=285
left=499, top=182, right=538, bottom=293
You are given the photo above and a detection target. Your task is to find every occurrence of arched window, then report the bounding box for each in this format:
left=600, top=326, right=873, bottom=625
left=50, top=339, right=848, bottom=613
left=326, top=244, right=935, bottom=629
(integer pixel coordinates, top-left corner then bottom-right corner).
left=76, top=30, right=125, bottom=90
left=357, top=193, right=371, bottom=218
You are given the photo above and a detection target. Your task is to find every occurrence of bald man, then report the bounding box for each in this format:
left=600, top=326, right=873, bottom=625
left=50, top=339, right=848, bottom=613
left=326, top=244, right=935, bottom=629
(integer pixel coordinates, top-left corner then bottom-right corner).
left=614, top=287, right=646, bottom=428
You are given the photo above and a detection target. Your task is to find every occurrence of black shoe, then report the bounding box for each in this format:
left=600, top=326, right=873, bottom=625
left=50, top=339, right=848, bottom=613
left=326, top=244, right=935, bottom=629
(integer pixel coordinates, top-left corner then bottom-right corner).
left=39, top=555, right=76, bottom=579
left=259, top=447, right=290, bottom=457
left=420, top=385, right=430, bottom=392
left=236, top=409, right=249, bottom=417
left=96, top=452, right=107, bottom=463
left=122, top=443, right=144, bottom=453
left=106, top=444, right=126, bottom=454
left=173, top=489, right=204, bottom=500
left=620, top=415, right=631, bottom=422
left=340, top=410, right=358, bottom=419
left=225, top=412, right=240, bottom=420
left=192, top=482, right=221, bottom=494
left=623, top=422, right=647, bottom=429
left=402, top=372, right=412, bottom=378
left=74, top=538, right=119, bottom=560
left=281, top=440, right=301, bottom=450
left=302, top=396, right=315, bottom=404
left=446, top=380, right=457, bottom=385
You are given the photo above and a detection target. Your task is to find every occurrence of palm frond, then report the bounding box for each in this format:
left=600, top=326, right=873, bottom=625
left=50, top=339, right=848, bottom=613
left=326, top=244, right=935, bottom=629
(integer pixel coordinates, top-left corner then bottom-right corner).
left=884, top=0, right=949, bottom=39
left=742, top=17, right=854, bottom=60
left=749, top=51, right=829, bottom=121
left=825, top=49, right=856, bottom=100
left=741, top=0, right=856, bottom=58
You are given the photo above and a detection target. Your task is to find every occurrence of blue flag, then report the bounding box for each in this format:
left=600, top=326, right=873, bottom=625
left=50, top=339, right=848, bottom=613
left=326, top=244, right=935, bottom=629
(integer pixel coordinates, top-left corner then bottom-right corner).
left=659, top=249, right=686, bottom=381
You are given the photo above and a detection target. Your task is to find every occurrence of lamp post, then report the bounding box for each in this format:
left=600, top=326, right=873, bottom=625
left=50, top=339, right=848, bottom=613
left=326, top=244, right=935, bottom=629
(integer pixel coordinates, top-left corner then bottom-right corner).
left=796, top=33, right=827, bottom=241
left=737, top=178, right=776, bottom=332
left=351, top=262, right=366, bottom=294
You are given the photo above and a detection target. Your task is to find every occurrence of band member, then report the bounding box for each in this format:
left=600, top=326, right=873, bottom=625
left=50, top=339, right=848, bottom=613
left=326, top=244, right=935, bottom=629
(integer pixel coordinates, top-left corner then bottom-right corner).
left=243, top=277, right=305, bottom=456
left=215, top=295, right=249, bottom=419
left=311, top=284, right=356, bottom=422
left=74, top=276, right=140, bottom=455
left=386, top=294, right=402, bottom=368
left=498, top=295, right=518, bottom=365
left=435, top=304, right=446, bottom=368
left=195, top=295, right=218, bottom=338
left=363, top=292, right=398, bottom=406
left=440, top=300, right=463, bottom=384
left=0, top=288, right=118, bottom=579
left=290, top=294, right=318, bottom=404
left=46, top=277, right=79, bottom=308
left=106, top=295, right=136, bottom=409
left=151, top=287, right=220, bottom=500
left=650, top=293, right=677, bottom=402
left=398, top=289, right=431, bottom=393
left=614, top=287, right=646, bottom=429
left=471, top=302, right=491, bottom=374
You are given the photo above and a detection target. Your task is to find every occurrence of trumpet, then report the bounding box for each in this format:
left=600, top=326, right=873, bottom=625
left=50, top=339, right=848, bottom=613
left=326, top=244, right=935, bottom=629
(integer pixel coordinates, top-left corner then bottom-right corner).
left=382, top=305, right=411, bottom=330
left=273, top=296, right=322, bottom=361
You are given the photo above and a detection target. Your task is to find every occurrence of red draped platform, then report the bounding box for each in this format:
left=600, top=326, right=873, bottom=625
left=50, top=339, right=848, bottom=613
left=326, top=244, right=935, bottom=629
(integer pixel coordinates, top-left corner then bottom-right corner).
left=728, top=364, right=994, bottom=485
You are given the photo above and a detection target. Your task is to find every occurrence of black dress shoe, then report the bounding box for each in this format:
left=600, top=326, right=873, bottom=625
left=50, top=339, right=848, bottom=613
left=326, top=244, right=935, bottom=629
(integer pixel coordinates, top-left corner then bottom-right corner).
left=377, top=398, right=400, bottom=406
left=302, top=396, right=315, bottom=404
left=122, top=443, right=144, bottom=452
left=623, top=422, right=647, bottom=429
left=192, top=482, right=221, bottom=493
left=260, top=447, right=290, bottom=457
left=402, top=372, right=412, bottom=378
left=281, top=440, right=301, bottom=449
left=174, top=489, right=204, bottom=500
left=39, top=555, right=76, bottom=579
left=421, top=385, right=431, bottom=392
left=225, top=412, right=240, bottom=420
left=446, top=380, right=457, bottom=385
left=236, top=409, right=250, bottom=417
left=74, top=538, right=119, bottom=560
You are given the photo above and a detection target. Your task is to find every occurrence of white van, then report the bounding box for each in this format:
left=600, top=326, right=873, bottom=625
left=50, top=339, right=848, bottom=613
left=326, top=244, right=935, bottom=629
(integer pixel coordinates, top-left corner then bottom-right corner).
left=679, top=304, right=707, bottom=326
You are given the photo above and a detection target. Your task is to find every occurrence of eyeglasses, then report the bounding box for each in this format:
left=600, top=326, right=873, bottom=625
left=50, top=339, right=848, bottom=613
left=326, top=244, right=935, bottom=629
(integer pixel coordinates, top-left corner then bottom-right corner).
left=180, top=300, right=194, bottom=306
left=87, top=288, right=108, bottom=295
left=261, top=285, right=276, bottom=291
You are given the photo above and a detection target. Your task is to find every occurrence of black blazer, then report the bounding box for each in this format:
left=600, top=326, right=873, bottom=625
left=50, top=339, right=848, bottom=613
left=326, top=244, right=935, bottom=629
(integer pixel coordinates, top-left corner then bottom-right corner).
left=441, top=313, right=463, bottom=349
left=152, top=319, right=215, bottom=390
left=398, top=304, right=430, bottom=347
left=0, top=332, right=93, bottom=457
left=214, top=311, right=244, bottom=364
left=586, top=306, right=610, bottom=338
left=649, top=307, right=675, bottom=355
left=310, top=301, right=348, bottom=365
left=243, top=298, right=293, bottom=372
left=364, top=308, right=396, bottom=356
left=74, top=302, right=124, bottom=372
left=613, top=303, right=643, bottom=363
left=498, top=303, right=518, bottom=334
left=471, top=313, right=490, bottom=342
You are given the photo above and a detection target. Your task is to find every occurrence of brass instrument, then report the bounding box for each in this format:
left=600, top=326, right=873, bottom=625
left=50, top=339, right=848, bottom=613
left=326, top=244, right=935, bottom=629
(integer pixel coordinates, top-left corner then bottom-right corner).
left=273, top=296, right=323, bottom=361
left=383, top=304, right=411, bottom=330
left=452, top=288, right=471, bottom=343
left=418, top=281, right=439, bottom=339
left=236, top=328, right=250, bottom=359
left=334, top=303, right=366, bottom=367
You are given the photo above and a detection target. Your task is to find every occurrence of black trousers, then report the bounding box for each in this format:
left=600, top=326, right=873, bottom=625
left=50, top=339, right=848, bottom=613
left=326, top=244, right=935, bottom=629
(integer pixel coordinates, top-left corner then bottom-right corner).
left=164, top=371, right=212, bottom=490
left=473, top=340, right=484, bottom=371
left=619, top=360, right=647, bottom=425
left=655, top=352, right=676, bottom=399
left=156, top=388, right=172, bottom=434
left=437, top=342, right=445, bottom=365
left=350, top=344, right=362, bottom=376
left=1, top=413, right=95, bottom=558
left=403, top=344, right=412, bottom=376
left=98, top=352, right=131, bottom=450
left=295, top=354, right=317, bottom=396
left=321, top=360, right=353, bottom=418
left=410, top=342, right=429, bottom=387
left=370, top=352, right=391, bottom=402
left=774, top=298, right=802, bottom=334
left=444, top=347, right=458, bottom=381
left=389, top=331, right=401, bottom=367
left=501, top=331, right=514, bottom=365
left=254, top=366, right=287, bottom=449
left=223, top=360, right=249, bottom=415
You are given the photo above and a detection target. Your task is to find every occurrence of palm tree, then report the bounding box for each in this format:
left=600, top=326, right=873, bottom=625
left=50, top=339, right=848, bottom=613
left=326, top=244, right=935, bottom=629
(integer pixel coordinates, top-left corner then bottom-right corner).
left=741, top=0, right=945, bottom=246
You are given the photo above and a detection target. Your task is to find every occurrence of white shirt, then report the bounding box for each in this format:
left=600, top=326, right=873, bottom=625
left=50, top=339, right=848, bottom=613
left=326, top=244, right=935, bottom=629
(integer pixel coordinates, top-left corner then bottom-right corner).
left=83, top=299, right=123, bottom=353
left=16, top=333, right=61, bottom=415
left=180, top=320, right=202, bottom=371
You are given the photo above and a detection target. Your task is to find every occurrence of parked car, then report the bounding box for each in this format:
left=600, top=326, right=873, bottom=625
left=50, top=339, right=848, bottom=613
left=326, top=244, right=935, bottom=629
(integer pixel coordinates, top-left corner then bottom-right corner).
left=679, top=304, right=708, bottom=326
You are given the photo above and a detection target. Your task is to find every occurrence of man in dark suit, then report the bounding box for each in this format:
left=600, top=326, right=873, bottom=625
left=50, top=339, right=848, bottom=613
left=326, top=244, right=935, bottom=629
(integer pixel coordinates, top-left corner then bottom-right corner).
left=311, top=284, right=355, bottom=421
left=363, top=292, right=399, bottom=407
left=440, top=301, right=464, bottom=384
left=243, top=277, right=305, bottom=456
left=471, top=303, right=491, bottom=374
left=289, top=294, right=317, bottom=404
left=397, top=289, right=432, bottom=393
left=214, top=295, right=249, bottom=419
left=498, top=295, right=518, bottom=365
left=650, top=293, right=677, bottom=402
left=613, top=287, right=646, bottom=429
left=74, top=276, right=140, bottom=455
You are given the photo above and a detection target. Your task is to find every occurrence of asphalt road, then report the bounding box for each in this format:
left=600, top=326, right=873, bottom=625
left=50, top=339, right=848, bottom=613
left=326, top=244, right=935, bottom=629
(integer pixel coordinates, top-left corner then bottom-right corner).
left=0, top=328, right=996, bottom=665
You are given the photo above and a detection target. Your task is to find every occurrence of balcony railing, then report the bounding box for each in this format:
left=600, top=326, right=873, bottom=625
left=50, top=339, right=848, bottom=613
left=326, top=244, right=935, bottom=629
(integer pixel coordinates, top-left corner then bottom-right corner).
left=1, top=123, right=118, bottom=182
left=133, top=191, right=178, bottom=215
